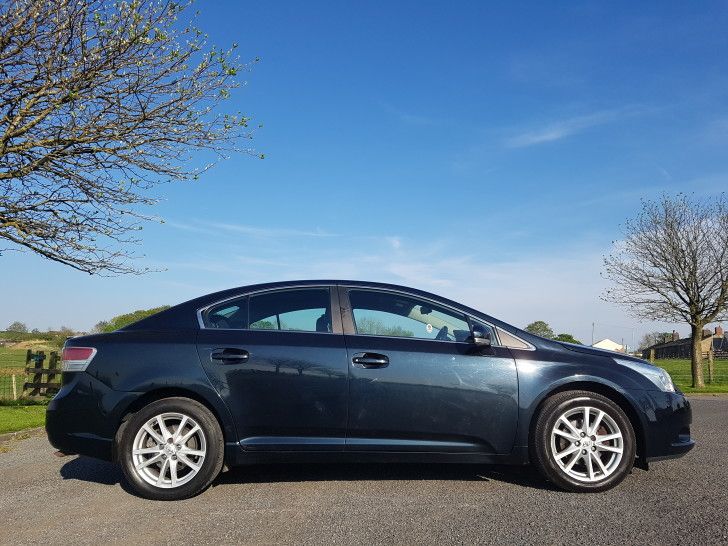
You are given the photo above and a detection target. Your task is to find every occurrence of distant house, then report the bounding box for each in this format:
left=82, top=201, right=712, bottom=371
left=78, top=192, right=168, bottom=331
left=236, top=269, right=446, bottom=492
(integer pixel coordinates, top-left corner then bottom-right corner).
left=641, top=326, right=727, bottom=359
left=592, top=338, right=625, bottom=353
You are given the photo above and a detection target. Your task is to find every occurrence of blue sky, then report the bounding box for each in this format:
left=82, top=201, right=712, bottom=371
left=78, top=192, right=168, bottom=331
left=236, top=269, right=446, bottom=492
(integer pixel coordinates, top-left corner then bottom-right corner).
left=3, top=1, right=728, bottom=346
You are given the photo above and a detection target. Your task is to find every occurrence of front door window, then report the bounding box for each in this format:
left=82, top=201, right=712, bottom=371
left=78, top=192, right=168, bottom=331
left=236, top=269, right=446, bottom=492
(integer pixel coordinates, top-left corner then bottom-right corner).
left=348, top=289, right=473, bottom=342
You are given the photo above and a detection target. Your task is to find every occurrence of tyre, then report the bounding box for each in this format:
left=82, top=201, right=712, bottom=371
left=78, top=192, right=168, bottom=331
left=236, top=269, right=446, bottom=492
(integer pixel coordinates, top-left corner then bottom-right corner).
left=531, top=390, right=636, bottom=492
left=118, top=397, right=224, bottom=500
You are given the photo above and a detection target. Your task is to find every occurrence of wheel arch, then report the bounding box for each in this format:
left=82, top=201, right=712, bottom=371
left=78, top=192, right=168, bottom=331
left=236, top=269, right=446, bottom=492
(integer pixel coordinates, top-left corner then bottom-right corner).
left=112, top=387, right=236, bottom=462
left=528, top=380, right=647, bottom=468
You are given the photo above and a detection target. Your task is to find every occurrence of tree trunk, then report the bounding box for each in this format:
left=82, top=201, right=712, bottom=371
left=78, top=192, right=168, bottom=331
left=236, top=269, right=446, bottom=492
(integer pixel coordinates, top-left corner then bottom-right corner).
left=690, top=324, right=706, bottom=389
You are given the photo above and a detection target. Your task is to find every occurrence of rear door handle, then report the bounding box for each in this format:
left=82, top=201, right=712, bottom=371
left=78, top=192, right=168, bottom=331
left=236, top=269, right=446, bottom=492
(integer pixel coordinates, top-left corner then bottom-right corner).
left=211, top=348, right=249, bottom=364
left=352, top=352, right=389, bottom=368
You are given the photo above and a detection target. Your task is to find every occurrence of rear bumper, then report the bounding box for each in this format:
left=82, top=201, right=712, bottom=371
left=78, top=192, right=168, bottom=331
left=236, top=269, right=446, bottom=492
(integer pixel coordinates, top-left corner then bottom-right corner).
left=46, top=373, right=137, bottom=461
left=638, top=389, right=695, bottom=463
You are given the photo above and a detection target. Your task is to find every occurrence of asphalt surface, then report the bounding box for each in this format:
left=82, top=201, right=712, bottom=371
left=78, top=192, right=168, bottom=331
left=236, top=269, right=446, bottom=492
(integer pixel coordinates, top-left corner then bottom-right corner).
left=1, top=397, right=727, bottom=545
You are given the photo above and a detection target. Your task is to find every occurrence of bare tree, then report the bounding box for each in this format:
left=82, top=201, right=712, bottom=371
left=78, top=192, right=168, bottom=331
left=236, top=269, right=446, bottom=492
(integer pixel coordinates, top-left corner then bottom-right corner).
left=603, top=193, right=728, bottom=388
left=0, top=0, right=259, bottom=274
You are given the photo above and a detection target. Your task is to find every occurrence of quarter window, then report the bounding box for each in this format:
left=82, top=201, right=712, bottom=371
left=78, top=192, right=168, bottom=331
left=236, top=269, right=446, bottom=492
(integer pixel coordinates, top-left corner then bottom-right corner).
left=497, top=328, right=530, bottom=349
left=203, top=297, right=248, bottom=329
left=348, top=290, right=471, bottom=342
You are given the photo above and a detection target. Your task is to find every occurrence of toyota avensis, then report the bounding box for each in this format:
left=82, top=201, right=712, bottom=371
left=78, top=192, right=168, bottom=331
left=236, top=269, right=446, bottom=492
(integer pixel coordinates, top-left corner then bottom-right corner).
left=47, top=280, right=694, bottom=500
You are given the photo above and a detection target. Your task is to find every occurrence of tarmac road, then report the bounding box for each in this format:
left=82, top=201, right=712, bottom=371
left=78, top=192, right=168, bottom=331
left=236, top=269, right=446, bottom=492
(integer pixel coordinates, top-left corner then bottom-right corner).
left=1, top=396, right=727, bottom=545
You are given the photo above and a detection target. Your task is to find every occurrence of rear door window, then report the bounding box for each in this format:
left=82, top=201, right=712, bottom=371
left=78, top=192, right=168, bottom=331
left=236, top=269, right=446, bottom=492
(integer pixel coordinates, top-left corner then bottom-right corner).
left=249, top=288, right=332, bottom=333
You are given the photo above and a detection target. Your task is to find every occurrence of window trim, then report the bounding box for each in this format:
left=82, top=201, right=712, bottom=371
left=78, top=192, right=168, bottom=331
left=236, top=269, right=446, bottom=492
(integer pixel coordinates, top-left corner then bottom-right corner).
left=196, top=283, right=535, bottom=349
left=196, top=284, right=340, bottom=335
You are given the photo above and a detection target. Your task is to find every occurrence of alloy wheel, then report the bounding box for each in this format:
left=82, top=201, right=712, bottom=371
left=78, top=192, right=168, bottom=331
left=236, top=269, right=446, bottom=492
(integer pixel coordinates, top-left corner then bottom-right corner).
left=131, top=412, right=207, bottom=489
left=550, top=405, right=624, bottom=483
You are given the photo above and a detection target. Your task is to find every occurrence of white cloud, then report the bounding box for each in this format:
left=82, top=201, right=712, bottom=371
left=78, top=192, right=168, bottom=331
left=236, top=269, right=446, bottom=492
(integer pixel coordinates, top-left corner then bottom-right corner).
left=504, top=109, right=630, bottom=148
left=155, top=231, right=668, bottom=346
left=2, top=218, right=682, bottom=347
left=166, top=219, right=337, bottom=238
left=385, top=236, right=402, bottom=250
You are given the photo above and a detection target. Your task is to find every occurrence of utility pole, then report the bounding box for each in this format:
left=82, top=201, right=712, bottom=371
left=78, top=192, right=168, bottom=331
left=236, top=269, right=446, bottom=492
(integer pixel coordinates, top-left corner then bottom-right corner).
left=591, top=322, right=595, bottom=346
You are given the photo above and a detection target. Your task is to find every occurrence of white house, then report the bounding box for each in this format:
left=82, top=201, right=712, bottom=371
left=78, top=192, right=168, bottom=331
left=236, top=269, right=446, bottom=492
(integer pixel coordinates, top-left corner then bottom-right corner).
left=592, top=338, right=625, bottom=352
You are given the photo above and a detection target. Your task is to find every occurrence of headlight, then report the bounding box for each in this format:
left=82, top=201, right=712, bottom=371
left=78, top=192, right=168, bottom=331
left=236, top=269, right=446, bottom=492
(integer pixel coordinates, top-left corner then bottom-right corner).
left=613, top=358, right=675, bottom=392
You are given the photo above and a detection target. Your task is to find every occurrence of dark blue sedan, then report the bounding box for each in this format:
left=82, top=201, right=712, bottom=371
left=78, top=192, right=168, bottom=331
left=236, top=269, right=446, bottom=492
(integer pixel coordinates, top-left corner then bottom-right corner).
left=46, top=280, right=694, bottom=500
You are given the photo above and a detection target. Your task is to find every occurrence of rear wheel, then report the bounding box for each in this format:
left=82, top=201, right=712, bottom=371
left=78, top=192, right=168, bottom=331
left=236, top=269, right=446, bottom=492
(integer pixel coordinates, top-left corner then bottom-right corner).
left=531, top=390, right=636, bottom=492
left=118, top=397, right=224, bottom=500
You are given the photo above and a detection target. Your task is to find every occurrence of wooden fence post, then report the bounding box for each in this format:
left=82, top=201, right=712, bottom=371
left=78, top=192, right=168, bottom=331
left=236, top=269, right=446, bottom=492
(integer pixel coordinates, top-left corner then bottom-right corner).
left=22, top=349, right=31, bottom=397
left=47, top=351, right=59, bottom=392
left=25, top=350, right=45, bottom=397
left=649, top=348, right=655, bottom=363
left=22, top=349, right=63, bottom=397
left=707, top=348, right=715, bottom=384
left=11, top=374, right=17, bottom=401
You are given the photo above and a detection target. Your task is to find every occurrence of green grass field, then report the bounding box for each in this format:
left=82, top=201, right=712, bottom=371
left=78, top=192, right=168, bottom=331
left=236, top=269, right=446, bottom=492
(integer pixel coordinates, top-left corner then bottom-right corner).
left=0, top=346, right=62, bottom=401
left=654, top=358, right=728, bottom=393
left=0, top=347, right=29, bottom=400
left=0, top=345, right=28, bottom=366
left=0, top=405, right=46, bottom=434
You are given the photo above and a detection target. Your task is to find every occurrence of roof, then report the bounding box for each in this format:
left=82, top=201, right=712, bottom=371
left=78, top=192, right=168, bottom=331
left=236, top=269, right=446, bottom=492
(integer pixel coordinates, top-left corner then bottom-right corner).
left=592, top=338, right=624, bottom=351
left=646, top=334, right=728, bottom=351
left=119, top=279, right=512, bottom=333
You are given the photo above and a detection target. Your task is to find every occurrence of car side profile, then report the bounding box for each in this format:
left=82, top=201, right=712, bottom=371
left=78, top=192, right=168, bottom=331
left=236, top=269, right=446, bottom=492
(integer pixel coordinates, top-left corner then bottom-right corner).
left=46, top=280, right=694, bottom=500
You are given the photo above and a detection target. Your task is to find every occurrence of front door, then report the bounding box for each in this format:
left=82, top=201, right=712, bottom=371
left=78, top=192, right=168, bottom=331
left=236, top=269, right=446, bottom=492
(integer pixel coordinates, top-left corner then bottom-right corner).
left=196, top=286, right=349, bottom=451
left=340, top=287, right=518, bottom=454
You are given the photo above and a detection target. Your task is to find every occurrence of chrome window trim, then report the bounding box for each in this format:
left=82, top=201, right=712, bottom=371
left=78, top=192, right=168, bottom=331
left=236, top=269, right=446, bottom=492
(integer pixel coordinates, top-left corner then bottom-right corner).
left=196, top=283, right=536, bottom=350
left=196, top=284, right=333, bottom=332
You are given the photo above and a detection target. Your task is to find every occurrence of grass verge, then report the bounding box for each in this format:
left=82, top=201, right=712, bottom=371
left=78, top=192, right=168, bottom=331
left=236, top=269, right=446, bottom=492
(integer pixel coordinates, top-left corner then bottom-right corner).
left=655, top=358, right=728, bottom=393
left=0, top=405, right=46, bottom=434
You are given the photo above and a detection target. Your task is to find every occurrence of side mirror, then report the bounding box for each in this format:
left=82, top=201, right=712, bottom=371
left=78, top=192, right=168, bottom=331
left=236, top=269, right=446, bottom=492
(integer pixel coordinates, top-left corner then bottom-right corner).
left=471, top=326, right=492, bottom=347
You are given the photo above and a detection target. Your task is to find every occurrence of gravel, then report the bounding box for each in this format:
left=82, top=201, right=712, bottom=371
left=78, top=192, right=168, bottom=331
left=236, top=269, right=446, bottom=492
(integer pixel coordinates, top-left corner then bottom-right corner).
left=1, top=397, right=727, bottom=545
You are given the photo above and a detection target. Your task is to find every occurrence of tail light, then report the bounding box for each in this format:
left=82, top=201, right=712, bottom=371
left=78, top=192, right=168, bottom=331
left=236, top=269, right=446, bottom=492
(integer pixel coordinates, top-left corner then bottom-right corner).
left=61, top=347, right=97, bottom=372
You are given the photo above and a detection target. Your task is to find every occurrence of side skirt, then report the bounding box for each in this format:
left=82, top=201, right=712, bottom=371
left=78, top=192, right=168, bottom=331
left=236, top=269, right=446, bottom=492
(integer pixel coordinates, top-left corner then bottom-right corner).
left=225, top=445, right=530, bottom=466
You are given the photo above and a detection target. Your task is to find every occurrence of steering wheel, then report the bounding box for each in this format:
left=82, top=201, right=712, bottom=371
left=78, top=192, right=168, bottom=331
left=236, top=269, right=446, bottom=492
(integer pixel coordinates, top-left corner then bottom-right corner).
left=435, top=325, right=452, bottom=341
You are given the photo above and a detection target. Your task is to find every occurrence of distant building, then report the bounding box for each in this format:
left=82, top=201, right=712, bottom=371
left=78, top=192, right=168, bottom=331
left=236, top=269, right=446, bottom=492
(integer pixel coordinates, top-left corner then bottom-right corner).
left=641, top=326, right=727, bottom=359
left=592, top=338, right=625, bottom=353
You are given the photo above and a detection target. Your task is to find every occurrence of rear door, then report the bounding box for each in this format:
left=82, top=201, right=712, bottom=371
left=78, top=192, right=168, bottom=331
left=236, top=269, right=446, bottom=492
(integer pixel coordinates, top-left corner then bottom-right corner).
left=340, top=287, right=519, bottom=454
left=196, top=286, right=349, bottom=451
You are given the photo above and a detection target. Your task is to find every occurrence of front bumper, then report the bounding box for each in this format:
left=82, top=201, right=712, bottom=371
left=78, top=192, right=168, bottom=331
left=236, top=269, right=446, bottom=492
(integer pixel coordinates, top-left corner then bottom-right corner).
left=637, top=389, right=695, bottom=463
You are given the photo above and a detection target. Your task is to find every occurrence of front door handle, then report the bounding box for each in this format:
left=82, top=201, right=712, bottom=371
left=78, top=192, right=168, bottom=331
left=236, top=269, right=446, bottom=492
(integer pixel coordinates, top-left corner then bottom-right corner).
left=352, top=352, right=389, bottom=368
left=211, top=348, right=249, bottom=364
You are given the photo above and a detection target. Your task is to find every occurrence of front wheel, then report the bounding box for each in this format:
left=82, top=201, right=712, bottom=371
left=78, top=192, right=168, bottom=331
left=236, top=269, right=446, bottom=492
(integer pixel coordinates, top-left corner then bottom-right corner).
left=118, top=397, right=224, bottom=500
left=531, top=390, right=636, bottom=492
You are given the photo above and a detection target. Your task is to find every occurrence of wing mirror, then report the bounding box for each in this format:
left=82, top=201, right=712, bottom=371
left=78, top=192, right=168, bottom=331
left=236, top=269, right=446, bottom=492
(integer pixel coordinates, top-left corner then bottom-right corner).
left=470, top=325, right=492, bottom=347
